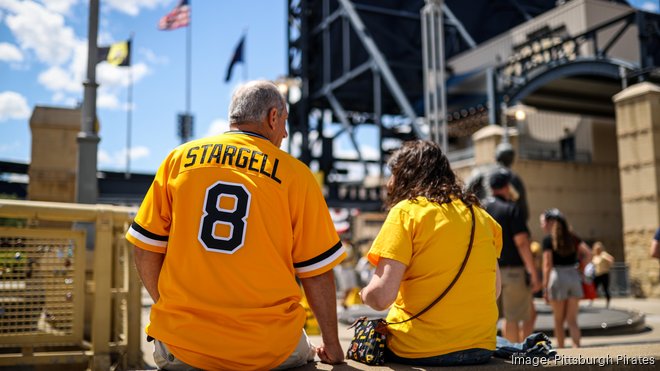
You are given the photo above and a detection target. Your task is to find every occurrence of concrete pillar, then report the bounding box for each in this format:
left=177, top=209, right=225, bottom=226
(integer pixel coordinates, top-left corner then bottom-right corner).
left=612, top=82, right=660, bottom=298
left=28, top=106, right=81, bottom=202
left=472, top=125, right=518, bottom=166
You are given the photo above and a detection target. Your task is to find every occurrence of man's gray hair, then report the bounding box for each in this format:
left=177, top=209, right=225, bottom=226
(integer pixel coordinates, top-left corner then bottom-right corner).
left=228, top=80, right=285, bottom=124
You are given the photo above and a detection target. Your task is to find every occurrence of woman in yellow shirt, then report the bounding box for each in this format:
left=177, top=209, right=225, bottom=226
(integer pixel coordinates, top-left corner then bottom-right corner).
left=360, top=140, right=502, bottom=366
left=592, top=241, right=615, bottom=308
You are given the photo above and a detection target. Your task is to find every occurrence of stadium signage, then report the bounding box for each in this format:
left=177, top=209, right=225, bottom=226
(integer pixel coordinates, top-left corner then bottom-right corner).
left=500, top=25, right=578, bottom=87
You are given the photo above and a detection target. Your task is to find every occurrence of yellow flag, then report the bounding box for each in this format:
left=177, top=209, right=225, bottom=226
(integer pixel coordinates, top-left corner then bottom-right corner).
left=97, top=40, right=131, bottom=67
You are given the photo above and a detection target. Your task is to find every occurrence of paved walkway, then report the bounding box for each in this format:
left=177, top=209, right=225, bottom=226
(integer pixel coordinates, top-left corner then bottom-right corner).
left=140, top=296, right=660, bottom=369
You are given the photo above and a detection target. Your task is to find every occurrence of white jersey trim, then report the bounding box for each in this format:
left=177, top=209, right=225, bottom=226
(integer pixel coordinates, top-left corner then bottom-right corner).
left=128, top=226, right=168, bottom=248
left=295, top=245, right=346, bottom=274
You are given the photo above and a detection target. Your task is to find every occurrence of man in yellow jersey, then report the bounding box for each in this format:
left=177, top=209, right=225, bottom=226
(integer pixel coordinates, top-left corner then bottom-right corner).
left=126, top=80, right=346, bottom=370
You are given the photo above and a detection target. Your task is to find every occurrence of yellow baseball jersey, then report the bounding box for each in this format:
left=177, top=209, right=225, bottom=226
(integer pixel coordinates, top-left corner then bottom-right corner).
left=368, top=197, right=502, bottom=358
left=126, top=131, right=345, bottom=370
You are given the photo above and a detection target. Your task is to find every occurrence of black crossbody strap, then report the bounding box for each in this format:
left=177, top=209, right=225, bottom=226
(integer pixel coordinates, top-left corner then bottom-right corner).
left=388, top=205, right=476, bottom=325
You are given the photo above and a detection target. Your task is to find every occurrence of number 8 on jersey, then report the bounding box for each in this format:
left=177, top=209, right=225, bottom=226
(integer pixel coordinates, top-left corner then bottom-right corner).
left=198, top=181, right=251, bottom=254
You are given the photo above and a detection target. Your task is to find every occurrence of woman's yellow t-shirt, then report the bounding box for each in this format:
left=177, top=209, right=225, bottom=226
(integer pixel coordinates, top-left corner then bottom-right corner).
left=368, top=197, right=502, bottom=358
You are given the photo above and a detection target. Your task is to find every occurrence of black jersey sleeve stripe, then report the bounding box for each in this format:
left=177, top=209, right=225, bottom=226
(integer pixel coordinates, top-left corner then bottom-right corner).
left=130, top=221, right=168, bottom=241
left=293, top=241, right=342, bottom=268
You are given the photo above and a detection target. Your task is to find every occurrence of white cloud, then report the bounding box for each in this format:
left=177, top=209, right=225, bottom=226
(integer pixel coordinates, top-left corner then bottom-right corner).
left=640, top=1, right=659, bottom=12
left=2, top=173, right=28, bottom=183
left=97, top=149, right=111, bottom=164
left=3, top=0, right=77, bottom=65
left=97, top=62, right=151, bottom=88
left=42, top=0, right=78, bottom=15
left=52, top=91, right=78, bottom=106
left=104, top=0, right=171, bottom=16
left=95, top=62, right=151, bottom=111
left=139, top=47, right=169, bottom=65
left=205, top=118, right=230, bottom=137
left=1, top=0, right=157, bottom=119
left=36, top=39, right=151, bottom=104
left=98, top=146, right=150, bottom=167
left=97, top=92, right=120, bottom=110
left=0, top=91, right=30, bottom=122
left=38, top=65, right=81, bottom=92
left=0, top=140, right=21, bottom=154
left=0, top=42, right=23, bottom=62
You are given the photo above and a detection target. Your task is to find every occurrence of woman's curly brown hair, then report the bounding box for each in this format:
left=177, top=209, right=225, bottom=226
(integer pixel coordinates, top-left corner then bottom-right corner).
left=385, top=140, right=480, bottom=209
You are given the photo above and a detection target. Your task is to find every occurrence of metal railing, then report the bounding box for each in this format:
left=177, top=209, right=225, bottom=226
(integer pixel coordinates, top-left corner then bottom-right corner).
left=0, top=199, right=141, bottom=370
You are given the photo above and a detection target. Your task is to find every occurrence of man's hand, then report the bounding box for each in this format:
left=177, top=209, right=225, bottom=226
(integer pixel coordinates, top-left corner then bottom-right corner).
left=529, top=272, right=542, bottom=293
left=315, top=341, right=344, bottom=364
left=300, top=270, right=344, bottom=365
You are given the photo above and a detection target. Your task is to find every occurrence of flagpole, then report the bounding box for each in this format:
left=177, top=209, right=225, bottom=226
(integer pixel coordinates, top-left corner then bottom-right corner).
left=243, top=30, right=247, bottom=81
left=125, top=38, right=133, bottom=179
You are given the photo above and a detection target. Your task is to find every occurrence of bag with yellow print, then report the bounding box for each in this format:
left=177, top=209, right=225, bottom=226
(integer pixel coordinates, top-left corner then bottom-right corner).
left=346, top=317, right=389, bottom=365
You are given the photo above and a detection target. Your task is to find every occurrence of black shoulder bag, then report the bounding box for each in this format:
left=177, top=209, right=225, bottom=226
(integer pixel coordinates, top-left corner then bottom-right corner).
left=346, top=205, right=476, bottom=366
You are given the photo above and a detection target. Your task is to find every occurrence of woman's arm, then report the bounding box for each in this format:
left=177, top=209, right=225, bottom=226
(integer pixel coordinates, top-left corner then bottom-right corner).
left=360, top=257, right=406, bottom=311
left=578, top=242, right=592, bottom=265
left=603, top=251, right=615, bottom=264
left=542, top=250, right=553, bottom=290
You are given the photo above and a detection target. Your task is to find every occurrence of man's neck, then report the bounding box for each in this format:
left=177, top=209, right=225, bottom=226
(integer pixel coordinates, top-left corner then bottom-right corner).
left=230, top=123, right=270, bottom=141
left=492, top=190, right=509, bottom=201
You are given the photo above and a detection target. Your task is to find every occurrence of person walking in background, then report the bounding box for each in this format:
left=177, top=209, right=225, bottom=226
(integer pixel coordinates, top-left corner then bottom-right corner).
left=464, top=142, right=529, bottom=223
left=360, top=140, right=502, bottom=366
left=494, top=143, right=529, bottom=223
left=542, top=210, right=591, bottom=348
left=652, top=227, right=660, bottom=260
left=592, top=241, right=615, bottom=308
left=127, top=80, right=345, bottom=369
left=485, top=168, right=541, bottom=343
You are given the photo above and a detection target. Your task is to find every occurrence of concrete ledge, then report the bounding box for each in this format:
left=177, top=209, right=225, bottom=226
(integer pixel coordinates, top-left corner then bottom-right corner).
left=301, top=344, right=660, bottom=370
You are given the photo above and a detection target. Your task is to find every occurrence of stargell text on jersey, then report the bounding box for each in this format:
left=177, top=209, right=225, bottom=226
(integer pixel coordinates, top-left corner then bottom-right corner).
left=183, top=144, right=282, bottom=184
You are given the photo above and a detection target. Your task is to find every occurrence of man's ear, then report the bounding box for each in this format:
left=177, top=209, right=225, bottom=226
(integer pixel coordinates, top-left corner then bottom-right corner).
left=267, top=107, right=278, bottom=129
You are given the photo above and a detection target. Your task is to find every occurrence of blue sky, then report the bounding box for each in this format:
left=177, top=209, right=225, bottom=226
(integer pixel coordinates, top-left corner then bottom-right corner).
left=0, top=0, right=288, bottom=174
left=0, top=0, right=658, bottom=176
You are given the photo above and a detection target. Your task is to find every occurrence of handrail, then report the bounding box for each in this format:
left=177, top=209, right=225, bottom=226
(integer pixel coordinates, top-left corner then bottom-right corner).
left=0, top=199, right=142, bottom=370
left=0, top=199, right=136, bottom=223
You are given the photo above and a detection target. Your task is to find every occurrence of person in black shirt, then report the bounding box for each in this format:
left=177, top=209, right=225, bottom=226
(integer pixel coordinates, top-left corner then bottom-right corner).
left=541, top=210, right=591, bottom=348
left=484, top=169, right=541, bottom=343
left=495, top=143, right=529, bottom=223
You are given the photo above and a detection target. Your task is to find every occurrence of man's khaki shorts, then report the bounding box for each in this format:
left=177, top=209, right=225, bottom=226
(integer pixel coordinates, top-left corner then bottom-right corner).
left=153, top=329, right=315, bottom=370
left=498, top=266, right=531, bottom=322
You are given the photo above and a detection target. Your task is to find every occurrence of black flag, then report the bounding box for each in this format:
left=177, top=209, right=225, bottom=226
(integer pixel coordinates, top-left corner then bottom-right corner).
left=225, top=35, right=245, bottom=82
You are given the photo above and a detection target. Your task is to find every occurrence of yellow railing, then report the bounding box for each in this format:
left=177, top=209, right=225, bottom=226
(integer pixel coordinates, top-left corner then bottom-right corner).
left=0, top=199, right=142, bottom=370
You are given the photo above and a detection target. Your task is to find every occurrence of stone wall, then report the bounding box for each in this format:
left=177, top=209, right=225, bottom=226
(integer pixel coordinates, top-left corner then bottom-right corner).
left=28, top=106, right=80, bottom=202
left=453, top=127, right=623, bottom=260
left=613, top=82, right=660, bottom=298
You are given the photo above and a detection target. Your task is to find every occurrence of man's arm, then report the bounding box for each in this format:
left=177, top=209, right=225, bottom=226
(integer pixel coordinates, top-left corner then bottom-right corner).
left=513, top=232, right=542, bottom=293
left=133, top=246, right=165, bottom=303
left=300, top=270, right=344, bottom=365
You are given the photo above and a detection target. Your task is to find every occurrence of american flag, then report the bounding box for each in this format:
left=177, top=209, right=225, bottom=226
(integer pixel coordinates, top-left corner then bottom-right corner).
left=158, top=0, right=190, bottom=31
